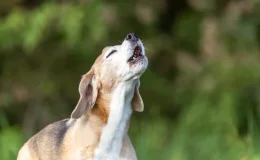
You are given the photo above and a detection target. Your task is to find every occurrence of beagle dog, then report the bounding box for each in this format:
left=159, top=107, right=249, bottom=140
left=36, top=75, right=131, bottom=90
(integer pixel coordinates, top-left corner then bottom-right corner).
left=17, top=33, right=148, bottom=160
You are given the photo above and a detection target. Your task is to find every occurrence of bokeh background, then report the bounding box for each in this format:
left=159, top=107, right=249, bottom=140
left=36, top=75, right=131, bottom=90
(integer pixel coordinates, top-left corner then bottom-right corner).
left=0, top=0, right=260, bottom=159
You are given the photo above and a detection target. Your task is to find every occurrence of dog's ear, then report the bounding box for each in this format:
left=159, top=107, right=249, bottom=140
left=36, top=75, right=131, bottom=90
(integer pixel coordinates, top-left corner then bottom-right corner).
left=131, top=79, right=144, bottom=112
left=71, top=69, right=99, bottom=118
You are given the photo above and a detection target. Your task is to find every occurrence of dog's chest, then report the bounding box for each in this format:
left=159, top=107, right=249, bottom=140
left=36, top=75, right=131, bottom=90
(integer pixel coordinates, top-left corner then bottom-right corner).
left=95, top=105, right=132, bottom=159
left=94, top=84, right=134, bottom=159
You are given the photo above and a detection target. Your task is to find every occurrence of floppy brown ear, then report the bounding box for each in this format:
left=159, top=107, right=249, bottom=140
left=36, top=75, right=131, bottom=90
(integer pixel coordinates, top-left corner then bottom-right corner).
left=131, top=80, right=144, bottom=112
left=71, top=69, right=99, bottom=118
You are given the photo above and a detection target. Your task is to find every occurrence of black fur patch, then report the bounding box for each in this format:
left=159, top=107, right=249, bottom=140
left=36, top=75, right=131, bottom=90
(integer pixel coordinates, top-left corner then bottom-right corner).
left=26, top=119, right=76, bottom=159
left=55, top=119, right=75, bottom=147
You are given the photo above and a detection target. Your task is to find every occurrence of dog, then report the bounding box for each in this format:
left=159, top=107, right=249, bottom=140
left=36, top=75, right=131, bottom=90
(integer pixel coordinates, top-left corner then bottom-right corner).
left=17, top=33, right=148, bottom=160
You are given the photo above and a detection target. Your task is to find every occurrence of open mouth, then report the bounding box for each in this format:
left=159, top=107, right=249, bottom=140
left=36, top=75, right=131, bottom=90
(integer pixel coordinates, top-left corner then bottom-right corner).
left=128, top=46, right=143, bottom=62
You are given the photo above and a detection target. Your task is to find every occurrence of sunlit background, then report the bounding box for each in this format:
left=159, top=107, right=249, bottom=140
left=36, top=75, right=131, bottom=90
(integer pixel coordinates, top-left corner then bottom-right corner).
left=0, top=0, right=260, bottom=159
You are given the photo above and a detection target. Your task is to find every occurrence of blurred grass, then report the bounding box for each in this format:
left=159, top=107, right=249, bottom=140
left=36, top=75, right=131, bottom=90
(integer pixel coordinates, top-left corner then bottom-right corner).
left=0, top=113, right=24, bottom=160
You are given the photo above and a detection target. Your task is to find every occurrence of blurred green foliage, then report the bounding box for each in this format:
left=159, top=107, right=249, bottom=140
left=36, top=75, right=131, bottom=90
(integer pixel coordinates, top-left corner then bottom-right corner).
left=1, top=0, right=260, bottom=159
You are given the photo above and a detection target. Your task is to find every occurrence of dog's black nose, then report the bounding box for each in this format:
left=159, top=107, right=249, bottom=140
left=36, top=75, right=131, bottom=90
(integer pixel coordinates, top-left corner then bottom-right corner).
left=125, top=33, right=139, bottom=41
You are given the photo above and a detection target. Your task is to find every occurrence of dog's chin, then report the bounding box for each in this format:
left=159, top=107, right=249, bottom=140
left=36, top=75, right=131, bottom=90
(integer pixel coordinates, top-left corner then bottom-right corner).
left=122, top=66, right=147, bottom=81
left=129, top=62, right=147, bottom=80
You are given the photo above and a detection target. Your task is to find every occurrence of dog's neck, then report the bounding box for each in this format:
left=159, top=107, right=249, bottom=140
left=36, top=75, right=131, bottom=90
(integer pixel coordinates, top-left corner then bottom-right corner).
left=94, top=80, right=137, bottom=158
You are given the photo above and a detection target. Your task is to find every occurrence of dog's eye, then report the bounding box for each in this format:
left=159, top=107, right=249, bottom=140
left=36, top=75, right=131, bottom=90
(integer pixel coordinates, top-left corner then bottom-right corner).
left=106, top=50, right=117, bottom=58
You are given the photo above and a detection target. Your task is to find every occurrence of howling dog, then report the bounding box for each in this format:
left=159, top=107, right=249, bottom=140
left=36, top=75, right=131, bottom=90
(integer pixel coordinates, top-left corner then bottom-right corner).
left=17, top=33, right=148, bottom=160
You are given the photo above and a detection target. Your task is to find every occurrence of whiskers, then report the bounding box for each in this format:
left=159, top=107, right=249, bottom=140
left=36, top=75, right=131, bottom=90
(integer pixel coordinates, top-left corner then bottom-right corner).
left=140, top=39, right=153, bottom=53
left=140, top=39, right=154, bottom=74
left=144, top=46, right=152, bottom=53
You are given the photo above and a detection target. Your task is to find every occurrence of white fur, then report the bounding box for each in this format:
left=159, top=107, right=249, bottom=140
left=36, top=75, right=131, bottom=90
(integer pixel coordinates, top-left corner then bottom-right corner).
left=94, top=81, right=136, bottom=160
left=66, top=119, right=74, bottom=127
left=101, top=40, right=147, bottom=82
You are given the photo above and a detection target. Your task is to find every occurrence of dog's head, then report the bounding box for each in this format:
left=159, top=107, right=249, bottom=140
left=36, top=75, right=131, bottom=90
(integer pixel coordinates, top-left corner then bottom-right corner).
left=71, top=33, right=148, bottom=119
